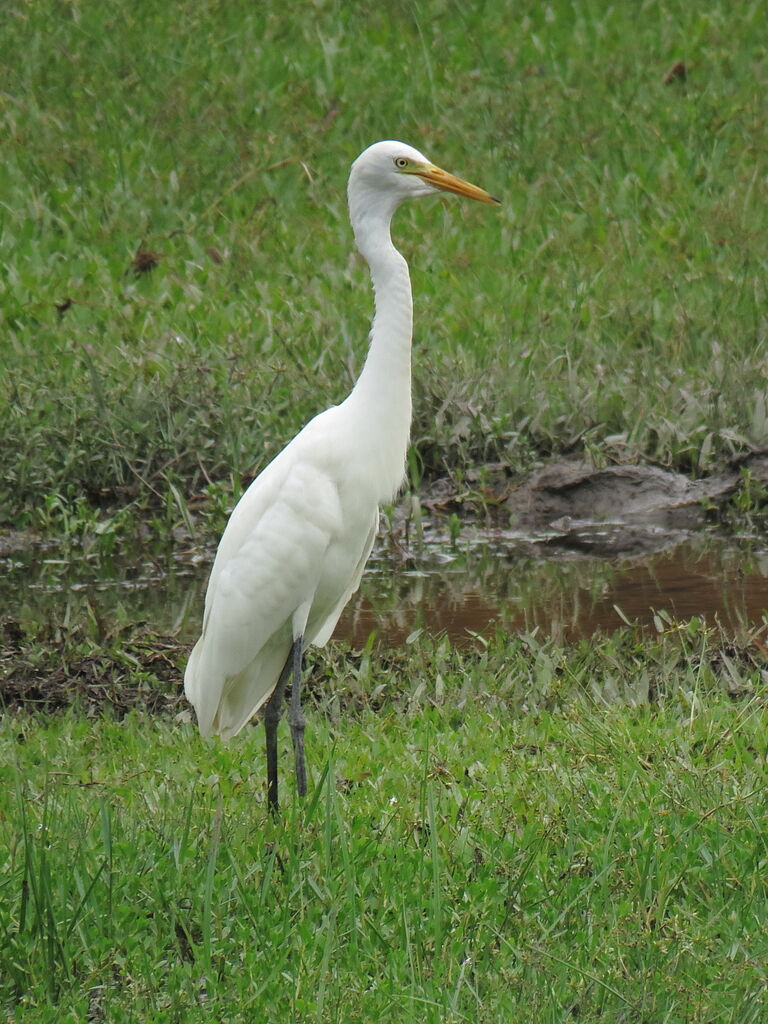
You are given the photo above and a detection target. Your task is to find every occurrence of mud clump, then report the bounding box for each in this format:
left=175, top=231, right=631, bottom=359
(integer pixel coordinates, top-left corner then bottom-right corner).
left=504, top=455, right=768, bottom=558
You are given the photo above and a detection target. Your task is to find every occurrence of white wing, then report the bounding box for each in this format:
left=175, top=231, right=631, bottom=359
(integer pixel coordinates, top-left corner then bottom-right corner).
left=311, top=512, right=378, bottom=646
left=184, top=407, right=380, bottom=739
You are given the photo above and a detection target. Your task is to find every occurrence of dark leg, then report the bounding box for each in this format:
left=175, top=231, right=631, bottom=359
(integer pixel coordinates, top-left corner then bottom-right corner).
left=264, top=650, right=292, bottom=816
left=288, top=637, right=307, bottom=798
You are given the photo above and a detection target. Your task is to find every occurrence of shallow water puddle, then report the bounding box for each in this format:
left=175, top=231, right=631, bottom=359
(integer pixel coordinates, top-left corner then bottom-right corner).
left=3, top=524, right=768, bottom=645
left=340, top=533, right=768, bottom=645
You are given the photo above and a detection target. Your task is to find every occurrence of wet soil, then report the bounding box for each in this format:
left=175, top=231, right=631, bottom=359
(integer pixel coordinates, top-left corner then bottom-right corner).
left=333, top=454, right=768, bottom=645
left=0, top=619, right=186, bottom=717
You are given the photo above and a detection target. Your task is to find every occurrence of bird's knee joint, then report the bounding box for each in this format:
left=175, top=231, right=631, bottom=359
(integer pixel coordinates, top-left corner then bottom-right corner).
left=264, top=701, right=283, bottom=727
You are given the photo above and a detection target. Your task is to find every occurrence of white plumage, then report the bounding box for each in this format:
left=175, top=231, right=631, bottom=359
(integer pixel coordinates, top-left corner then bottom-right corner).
left=184, top=140, right=499, bottom=811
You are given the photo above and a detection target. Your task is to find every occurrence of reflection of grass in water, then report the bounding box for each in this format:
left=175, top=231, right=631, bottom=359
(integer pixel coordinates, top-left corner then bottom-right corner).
left=1, top=544, right=202, bottom=638
left=346, top=528, right=623, bottom=643
left=6, top=529, right=768, bottom=646
left=353, top=528, right=768, bottom=641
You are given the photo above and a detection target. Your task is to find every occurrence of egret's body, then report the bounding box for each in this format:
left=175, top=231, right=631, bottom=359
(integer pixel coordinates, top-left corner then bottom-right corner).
left=185, top=141, right=498, bottom=812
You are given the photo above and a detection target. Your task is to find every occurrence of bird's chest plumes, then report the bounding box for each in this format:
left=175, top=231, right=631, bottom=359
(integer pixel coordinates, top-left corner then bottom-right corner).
left=336, top=397, right=411, bottom=506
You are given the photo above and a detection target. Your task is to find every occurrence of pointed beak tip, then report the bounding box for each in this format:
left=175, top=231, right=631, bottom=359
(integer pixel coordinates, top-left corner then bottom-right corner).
left=417, top=165, right=501, bottom=208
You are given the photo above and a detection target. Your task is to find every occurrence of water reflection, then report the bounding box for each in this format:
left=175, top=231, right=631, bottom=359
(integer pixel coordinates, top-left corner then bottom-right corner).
left=340, top=533, right=768, bottom=645
left=2, top=524, right=768, bottom=647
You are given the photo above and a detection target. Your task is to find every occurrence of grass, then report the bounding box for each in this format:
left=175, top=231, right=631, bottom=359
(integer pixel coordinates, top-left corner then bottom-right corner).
left=3, top=624, right=768, bottom=1021
left=2, top=0, right=768, bottom=535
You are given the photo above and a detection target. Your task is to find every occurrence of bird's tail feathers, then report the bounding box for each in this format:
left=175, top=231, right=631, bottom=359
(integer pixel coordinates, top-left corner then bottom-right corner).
left=185, top=633, right=292, bottom=741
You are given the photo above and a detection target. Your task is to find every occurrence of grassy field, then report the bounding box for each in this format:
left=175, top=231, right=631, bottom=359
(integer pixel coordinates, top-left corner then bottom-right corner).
left=3, top=0, right=768, bottom=537
left=3, top=0, right=768, bottom=1020
left=3, top=624, right=768, bottom=1022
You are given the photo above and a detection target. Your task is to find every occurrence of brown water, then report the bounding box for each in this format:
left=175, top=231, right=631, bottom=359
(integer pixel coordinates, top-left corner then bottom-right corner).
left=3, top=526, right=768, bottom=646
left=339, top=536, right=768, bottom=645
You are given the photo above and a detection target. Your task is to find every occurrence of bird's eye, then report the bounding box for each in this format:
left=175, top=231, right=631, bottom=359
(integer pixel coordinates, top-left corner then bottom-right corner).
left=394, top=157, right=409, bottom=169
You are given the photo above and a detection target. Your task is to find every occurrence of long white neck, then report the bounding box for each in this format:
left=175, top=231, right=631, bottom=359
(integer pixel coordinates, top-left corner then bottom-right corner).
left=345, top=189, right=413, bottom=499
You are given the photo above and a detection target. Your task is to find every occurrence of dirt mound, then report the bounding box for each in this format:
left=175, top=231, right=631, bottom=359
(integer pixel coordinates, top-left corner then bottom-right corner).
left=504, top=454, right=768, bottom=557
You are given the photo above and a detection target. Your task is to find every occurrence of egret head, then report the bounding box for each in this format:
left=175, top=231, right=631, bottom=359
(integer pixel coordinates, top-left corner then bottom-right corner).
left=348, top=140, right=499, bottom=235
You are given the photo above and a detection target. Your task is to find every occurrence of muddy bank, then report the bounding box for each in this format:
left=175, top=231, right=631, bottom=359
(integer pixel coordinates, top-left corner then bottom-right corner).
left=2, top=454, right=768, bottom=716
left=3, top=451, right=767, bottom=564
left=424, top=451, right=768, bottom=558
left=2, top=614, right=766, bottom=718
left=0, top=618, right=406, bottom=718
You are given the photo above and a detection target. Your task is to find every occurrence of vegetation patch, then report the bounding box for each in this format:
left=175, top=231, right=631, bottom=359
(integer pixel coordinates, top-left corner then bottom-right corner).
left=3, top=614, right=767, bottom=719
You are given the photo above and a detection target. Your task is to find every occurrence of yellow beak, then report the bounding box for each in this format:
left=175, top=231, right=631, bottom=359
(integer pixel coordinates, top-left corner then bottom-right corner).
left=413, top=163, right=501, bottom=206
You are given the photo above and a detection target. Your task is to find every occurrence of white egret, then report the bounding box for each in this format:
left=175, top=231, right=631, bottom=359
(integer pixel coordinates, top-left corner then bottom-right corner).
left=184, top=140, right=499, bottom=813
